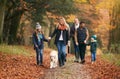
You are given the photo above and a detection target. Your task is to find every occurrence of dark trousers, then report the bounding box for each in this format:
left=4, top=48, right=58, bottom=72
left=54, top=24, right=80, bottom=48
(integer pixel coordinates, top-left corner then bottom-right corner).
left=78, top=43, right=86, bottom=61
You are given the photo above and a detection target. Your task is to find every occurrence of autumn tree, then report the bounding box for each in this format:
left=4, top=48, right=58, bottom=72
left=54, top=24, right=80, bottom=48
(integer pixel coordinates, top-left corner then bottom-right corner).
left=0, top=0, right=77, bottom=44
left=0, top=0, right=7, bottom=43
left=109, top=0, right=120, bottom=53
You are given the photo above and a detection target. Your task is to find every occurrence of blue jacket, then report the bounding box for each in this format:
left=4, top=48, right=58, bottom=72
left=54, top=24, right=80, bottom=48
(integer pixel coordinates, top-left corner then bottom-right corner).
left=32, top=32, right=48, bottom=49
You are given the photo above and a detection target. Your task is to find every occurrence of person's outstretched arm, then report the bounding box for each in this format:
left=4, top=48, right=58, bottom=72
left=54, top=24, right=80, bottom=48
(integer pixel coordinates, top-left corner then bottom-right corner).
left=49, top=27, right=57, bottom=39
left=85, top=28, right=89, bottom=43
left=43, top=35, right=49, bottom=42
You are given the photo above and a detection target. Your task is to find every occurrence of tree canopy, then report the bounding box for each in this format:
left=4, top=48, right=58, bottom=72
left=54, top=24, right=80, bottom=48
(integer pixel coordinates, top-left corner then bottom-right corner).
left=0, top=0, right=78, bottom=44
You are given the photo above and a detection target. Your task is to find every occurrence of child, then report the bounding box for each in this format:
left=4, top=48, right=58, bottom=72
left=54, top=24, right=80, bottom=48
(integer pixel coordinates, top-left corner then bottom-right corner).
left=32, top=22, right=48, bottom=66
left=90, top=35, right=97, bottom=64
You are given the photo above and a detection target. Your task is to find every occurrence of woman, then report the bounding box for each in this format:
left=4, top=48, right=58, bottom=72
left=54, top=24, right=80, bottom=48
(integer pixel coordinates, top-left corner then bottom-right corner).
left=33, top=22, right=48, bottom=66
left=49, top=17, right=70, bottom=67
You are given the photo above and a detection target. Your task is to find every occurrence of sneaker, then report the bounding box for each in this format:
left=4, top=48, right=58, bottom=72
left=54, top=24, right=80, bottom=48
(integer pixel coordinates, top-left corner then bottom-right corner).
left=37, top=62, right=39, bottom=65
left=40, top=64, right=44, bottom=67
left=60, top=64, right=66, bottom=68
left=80, top=60, right=85, bottom=64
left=65, top=59, right=67, bottom=62
left=74, top=60, right=79, bottom=63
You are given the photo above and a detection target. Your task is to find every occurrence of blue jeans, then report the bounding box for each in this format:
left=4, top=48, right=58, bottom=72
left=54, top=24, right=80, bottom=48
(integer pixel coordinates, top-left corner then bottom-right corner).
left=91, top=51, right=96, bottom=62
left=73, top=41, right=79, bottom=61
left=57, top=41, right=66, bottom=66
left=35, top=48, right=43, bottom=65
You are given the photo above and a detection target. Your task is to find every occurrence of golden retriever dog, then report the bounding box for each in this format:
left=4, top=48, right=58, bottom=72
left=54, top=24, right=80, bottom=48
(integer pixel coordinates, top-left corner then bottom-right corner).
left=50, top=50, right=58, bottom=69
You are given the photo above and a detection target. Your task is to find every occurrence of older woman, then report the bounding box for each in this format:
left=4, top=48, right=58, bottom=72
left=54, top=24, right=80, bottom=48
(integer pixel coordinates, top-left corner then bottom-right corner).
left=49, top=17, right=70, bottom=67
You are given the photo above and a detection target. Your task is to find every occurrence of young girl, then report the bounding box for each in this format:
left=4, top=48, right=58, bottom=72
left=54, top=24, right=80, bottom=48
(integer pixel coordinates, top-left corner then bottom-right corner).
left=32, top=22, right=48, bottom=66
left=90, top=35, right=97, bottom=64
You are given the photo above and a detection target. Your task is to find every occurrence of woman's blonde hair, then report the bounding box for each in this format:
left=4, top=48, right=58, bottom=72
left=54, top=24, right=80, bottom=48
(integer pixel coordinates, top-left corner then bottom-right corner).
left=57, top=17, right=69, bottom=30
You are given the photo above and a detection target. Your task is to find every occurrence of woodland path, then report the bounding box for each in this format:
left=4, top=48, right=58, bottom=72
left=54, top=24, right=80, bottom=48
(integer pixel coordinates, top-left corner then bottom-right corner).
left=0, top=47, right=120, bottom=79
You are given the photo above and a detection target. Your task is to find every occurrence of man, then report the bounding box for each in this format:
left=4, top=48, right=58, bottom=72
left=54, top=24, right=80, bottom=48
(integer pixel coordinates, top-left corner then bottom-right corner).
left=75, top=21, right=89, bottom=64
left=70, top=18, right=80, bottom=62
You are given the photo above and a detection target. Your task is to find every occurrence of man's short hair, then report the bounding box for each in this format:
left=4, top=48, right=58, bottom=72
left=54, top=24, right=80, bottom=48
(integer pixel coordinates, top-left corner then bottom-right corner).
left=80, top=21, right=85, bottom=25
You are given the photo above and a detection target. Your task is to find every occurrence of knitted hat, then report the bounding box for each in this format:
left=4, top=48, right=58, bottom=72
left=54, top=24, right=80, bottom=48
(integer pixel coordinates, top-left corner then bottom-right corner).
left=91, top=35, right=97, bottom=42
left=36, top=22, right=41, bottom=29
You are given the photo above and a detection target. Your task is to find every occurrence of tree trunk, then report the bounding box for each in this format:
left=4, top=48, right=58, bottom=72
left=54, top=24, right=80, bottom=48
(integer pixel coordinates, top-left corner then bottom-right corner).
left=8, top=11, right=23, bottom=44
left=0, top=0, right=6, bottom=43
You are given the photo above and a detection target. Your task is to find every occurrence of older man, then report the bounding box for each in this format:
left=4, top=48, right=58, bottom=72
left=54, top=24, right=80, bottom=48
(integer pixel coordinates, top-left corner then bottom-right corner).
left=70, top=18, right=80, bottom=62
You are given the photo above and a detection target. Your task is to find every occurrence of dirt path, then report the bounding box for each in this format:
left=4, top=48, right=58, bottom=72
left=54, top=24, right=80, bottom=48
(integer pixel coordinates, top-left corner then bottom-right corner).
left=44, top=56, right=91, bottom=79
left=0, top=47, right=120, bottom=79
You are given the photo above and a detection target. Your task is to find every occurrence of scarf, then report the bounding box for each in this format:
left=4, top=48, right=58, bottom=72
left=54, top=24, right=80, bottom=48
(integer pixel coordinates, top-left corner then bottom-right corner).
left=37, top=33, right=43, bottom=42
left=57, top=24, right=67, bottom=30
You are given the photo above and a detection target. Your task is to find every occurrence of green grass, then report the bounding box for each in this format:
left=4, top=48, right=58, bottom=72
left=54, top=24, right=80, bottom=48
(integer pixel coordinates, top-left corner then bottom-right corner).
left=102, top=53, right=120, bottom=66
left=0, top=44, right=31, bottom=56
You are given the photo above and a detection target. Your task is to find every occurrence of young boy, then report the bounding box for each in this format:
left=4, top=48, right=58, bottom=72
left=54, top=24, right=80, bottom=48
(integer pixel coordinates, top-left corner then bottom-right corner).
left=32, top=22, right=48, bottom=66
left=90, top=35, right=97, bottom=64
